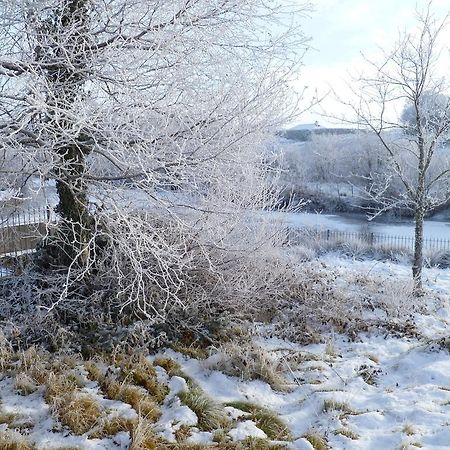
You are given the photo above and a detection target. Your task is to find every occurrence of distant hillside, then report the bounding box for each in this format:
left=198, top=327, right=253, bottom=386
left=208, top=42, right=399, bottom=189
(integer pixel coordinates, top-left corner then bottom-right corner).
left=280, top=123, right=360, bottom=141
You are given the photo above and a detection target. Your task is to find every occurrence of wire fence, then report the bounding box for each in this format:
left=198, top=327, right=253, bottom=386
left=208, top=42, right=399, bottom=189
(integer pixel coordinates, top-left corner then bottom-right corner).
left=287, top=227, right=450, bottom=254
left=0, top=207, right=55, bottom=277
left=3, top=208, right=450, bottom=276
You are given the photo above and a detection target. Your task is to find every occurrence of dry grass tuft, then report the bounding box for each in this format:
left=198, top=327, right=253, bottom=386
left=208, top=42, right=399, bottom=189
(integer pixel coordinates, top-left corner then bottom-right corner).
left=323, top=400, right=356, bottom=415
left=152, top=357, right=198, bottom=390
left=0, top=335, right=14, bottom=371
left=239, top=437, right=290, bottom=449
left=14, top=373, right=38, bottom=395
left=84, top=361, right=103, bottom=382
left=178, top=387, right=229, bottom=431
left=16, top=347, right=55, bottom=385
left=129, top=416, right=160, bottom=449
left=115, top=354, right=169, bottom=403
left=102, top=378, right=161, bottom=422
left=303, top=431, right=329, bottom=450
left=52, top=392, right=103, bottom=435
left=334, top=428, right=359, bottom=440
left=44, top=373, right=81, bottom=404
left=402, top=423, right=415, bottom=436
left=212, top=428, right=228, bottom=444
left=153, top=357, right=182, bottom=377
left=174, top=424, right=192, bottom=443
left=170, top=343, right=209, bottom=360
left=0, top=429, right=34, bottom=450
left=225, top=401, right=291, bottom=441
left=89, top=415, right=137, bottom=439
left=0, top=410, right=18, bottom=425
left=208, top=342, right=290, bottom=392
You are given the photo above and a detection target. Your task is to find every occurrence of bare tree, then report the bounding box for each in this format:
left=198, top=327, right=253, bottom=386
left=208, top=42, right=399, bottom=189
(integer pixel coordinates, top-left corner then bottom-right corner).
left=340, top=5, right=450, bottom=293
left=0, top=0, right=311, bottom=332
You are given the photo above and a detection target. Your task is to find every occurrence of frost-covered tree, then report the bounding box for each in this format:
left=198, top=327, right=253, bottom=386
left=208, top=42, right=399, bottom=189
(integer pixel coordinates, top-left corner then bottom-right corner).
left=0, top=0, right=311, bottom=329
left=401, top=91, right=450, bottom=134
left=341, top=6, right=450, bottom=293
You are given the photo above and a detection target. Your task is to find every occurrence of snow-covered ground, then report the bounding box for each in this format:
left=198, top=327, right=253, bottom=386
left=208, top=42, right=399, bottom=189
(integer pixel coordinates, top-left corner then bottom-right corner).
left=158, top=255, right=450, bottom=449
left=1, top=254, right=449, bottom=449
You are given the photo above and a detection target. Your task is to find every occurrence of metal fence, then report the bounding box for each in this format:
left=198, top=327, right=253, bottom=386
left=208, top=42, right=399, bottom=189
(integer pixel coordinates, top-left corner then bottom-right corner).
left=0, top=207, right=54, bottom=277
left=287, top=227, right=450, bottom=253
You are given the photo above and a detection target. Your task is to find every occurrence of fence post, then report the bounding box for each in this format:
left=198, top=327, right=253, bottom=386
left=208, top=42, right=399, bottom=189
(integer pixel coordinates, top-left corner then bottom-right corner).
left=327, top=229, right=330, bottom=241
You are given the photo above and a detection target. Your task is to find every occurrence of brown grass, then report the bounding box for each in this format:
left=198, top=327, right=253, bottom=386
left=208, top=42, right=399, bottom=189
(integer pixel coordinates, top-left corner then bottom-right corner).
left=323, top=400, right=357, bottom=415
left=14, top=373, right=38, bottom=396
left=209, top=342, right=290, bottom=392
left=303, top=431, right=329, bottom=450
left=84, top=361, right=103, bottom=382
left=129, top=416, right=160, bottom=449
left=174, top=424, right=192, bottom=443
left=170, top=343, right=209, bottom=360
left=0, top=410, right=18, bottom=426
left=52, top=392, right=103, bottom=435
left=402, top=424, right=415, bottom=436
left=153, top=357, right=182, bottom=377
left=178, top=387, right=229, bottom=431
left=0, top=430, right=34, bottom=450
left=225, top=401, right=291, bottom=441
left=102, top=378, right=161, bottom=422
left=115, top=354, right=169, bottom=403
left=44, top=373, right=82, bottom=404
left=334, top=428, right=359, bottom=440
left=89, top=415, right=137, bottom=439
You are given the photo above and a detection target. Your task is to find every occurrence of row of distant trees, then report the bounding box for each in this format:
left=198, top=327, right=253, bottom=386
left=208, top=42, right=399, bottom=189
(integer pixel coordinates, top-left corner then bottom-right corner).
left=283, top=4, right=450, bottom=293
left=282, top=107, right=450, bottom=215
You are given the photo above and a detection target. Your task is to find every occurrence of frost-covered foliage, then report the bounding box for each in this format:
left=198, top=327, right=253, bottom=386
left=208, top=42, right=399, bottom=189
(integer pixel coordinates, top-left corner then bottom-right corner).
left=278, top=129, right=450, bottom=215
left=0, top=0, right=311, bottom=344
left=278, top=132, right=390, bottom=209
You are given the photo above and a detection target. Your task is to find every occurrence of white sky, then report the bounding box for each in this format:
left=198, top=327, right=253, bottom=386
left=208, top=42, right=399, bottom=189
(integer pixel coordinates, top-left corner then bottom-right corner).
left=294, top=0, right=450, bottom=127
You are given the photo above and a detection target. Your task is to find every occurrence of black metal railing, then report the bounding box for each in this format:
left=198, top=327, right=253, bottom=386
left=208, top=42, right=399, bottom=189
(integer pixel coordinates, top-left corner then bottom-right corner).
left=287, top=227, right=450, bottom=253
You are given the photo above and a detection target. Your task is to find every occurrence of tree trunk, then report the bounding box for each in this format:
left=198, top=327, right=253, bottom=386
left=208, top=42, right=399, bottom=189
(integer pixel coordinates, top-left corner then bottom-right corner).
left=412, top=207, right=424, bottom=295
left=40, top=0, right=93, bottom=268
left=55, top=142, right=92, bottom=267
left=413, top=110, right=426, bottom=295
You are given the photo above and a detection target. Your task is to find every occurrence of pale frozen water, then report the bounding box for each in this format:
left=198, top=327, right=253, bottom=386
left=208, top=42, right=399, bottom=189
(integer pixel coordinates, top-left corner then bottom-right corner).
left=283, top=211, right=450, bottom=240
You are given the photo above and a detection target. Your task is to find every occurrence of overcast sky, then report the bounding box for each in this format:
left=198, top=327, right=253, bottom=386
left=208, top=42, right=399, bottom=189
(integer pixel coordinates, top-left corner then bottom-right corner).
left=295, top=0, right=450, bottom=127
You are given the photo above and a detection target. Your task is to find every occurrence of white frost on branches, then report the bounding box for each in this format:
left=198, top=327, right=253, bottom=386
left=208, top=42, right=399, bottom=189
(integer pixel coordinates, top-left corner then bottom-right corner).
left=0, top=0, right=311, bottom=323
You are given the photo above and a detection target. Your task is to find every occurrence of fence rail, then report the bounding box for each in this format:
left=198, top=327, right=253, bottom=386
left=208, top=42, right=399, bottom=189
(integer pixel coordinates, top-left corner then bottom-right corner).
left=3, top=209, right=450, bottom=277
left=0, top=207, right=54, bottom=277
left=287, top=227, right=450, bottom=253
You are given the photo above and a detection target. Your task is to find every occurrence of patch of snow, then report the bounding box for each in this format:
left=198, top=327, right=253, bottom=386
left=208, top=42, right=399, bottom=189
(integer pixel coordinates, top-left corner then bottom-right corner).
left=187, top=431, right=213, bottom=444
left=290, top=439, right=315, bottom=450
left=224, top=406, right=250, bottom=420
left=155, top=397, right=198, bottom=443
left=228, top=420, right=267, bottom=441
left=167, top=376, right=188, bottom=400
